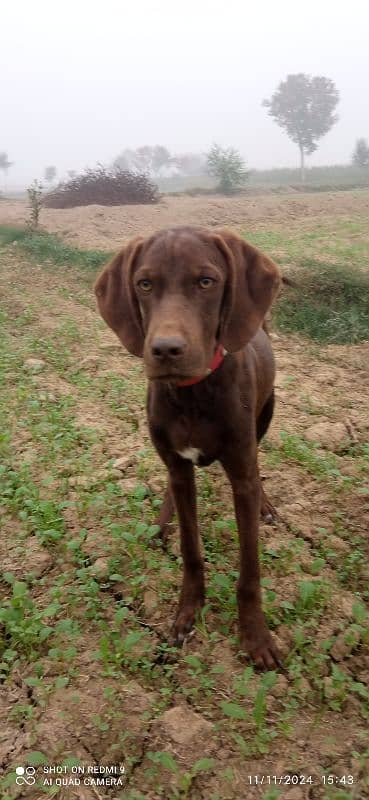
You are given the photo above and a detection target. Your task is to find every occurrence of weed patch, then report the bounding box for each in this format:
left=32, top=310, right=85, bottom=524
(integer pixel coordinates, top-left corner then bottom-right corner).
left=0, top=224, right=109, bottom=270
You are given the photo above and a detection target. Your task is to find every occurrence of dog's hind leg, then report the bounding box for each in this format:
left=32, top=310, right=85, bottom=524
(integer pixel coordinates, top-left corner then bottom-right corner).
left=154, top=482, right=175, bottom=544
left=257, top=391, right=277, bottom=524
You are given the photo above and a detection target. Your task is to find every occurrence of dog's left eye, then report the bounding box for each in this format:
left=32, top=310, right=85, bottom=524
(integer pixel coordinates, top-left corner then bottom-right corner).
left=198, top=277, right=215, bottom=289
left=137, top=279, right=152, bottom=292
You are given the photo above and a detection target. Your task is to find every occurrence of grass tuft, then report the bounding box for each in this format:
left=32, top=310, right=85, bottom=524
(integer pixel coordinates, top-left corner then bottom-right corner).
left=276, top=258, right=369, bottom=343
left=0, top=225, right=110, bottom=270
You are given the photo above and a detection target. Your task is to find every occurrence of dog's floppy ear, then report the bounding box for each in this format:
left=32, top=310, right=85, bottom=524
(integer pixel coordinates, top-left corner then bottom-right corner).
left=215, top=228, right=281, bottom=352
left=94, top=238, right=144, bottom=357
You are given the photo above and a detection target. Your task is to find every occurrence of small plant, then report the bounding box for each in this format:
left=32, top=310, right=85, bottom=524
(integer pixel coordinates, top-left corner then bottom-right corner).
left=27, top=179, right=43, bottom=229
left=0, top=576, right=56, bottom=670
left=206, top=143, right=248, bottom=194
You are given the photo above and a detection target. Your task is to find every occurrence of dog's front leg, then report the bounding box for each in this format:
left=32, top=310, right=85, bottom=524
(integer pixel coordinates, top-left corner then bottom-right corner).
left=168, top=457, right=205, bottom=644
left=222, top=454, right=281, bottom=670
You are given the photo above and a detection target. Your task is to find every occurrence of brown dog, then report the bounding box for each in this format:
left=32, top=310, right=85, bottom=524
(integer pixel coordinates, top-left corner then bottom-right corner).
left=95, top=226, right=281, bottom=669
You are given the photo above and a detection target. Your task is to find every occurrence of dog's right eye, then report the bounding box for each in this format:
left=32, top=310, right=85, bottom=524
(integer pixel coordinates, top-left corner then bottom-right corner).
left=198, top=277, right=215, bottom=289
left=137, top=279, right=152, bottom=293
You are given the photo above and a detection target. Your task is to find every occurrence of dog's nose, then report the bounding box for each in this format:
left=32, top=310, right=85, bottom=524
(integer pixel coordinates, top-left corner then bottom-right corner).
left=151, top=336, right=186, bottom=360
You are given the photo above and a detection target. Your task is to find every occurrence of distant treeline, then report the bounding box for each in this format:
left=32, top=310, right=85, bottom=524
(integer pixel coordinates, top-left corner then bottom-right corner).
left=158, top=164, right=369, bottom=194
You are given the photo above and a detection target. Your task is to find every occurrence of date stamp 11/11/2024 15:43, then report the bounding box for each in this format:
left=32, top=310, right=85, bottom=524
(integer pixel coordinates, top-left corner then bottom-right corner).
left=13, top=764, right=356, bottom=790
left=247, top=773, right=355, bottom=787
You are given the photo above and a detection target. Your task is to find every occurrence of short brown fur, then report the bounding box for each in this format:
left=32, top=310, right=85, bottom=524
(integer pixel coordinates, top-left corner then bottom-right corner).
left=95, top=225, right=282, bottom=669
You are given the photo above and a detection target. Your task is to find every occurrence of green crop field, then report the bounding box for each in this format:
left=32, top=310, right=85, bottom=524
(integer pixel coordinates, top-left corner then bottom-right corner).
left=0, top=202, right=368, bottom=798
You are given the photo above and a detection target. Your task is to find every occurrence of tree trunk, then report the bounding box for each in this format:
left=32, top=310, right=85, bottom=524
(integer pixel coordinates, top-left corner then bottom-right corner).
left=299, top=145, right=305, bottom=183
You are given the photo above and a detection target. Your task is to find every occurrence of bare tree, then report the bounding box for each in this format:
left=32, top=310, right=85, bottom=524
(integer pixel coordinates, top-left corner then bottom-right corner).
left=114, top=145, right=172, bottom=177
left=0, top=152, right=13, bottom=191
left=173, top=152, right=207, bottom=176
left=263, top=74, right=339, bottom=181
left=352, top=138, right=369, bottom=168
left=44, top=166, right=57, bottom=185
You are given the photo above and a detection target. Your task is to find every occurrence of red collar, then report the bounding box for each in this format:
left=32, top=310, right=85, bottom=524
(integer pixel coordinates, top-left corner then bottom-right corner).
left=176, top=344, right=227, bottom=387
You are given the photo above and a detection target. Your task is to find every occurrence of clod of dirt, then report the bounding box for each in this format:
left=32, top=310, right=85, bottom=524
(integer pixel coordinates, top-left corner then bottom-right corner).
left=270, top=674, right=289, bottom=698
left=325, top=534, right=351, bottom=555
left=79, top=355, right=100, bottom=370
left=330, top=629, right=361, bottom=661
left=81, top=529, right=109, bottom=559
left=338, top=593, right=358, bottom=620
left=323, top=675, right=343, bottom=703
left=304, top=420, right=352, bottom=452
left=34, top=678, right=156, bottom=763
left=23, top=357, right=46, bottom=371
left=0, top=687, right=32, bottom=764
left=143, top=588, right=159, bottom=614
left=159, top=704, right=214, bottom=746
left=1, top=535, right=52, bottom=578
left=147, top=476, right=166, bottom=495
left=274, top=624, right=294, bottom=652
left=118, top=477, right=142, bottom=493
left=18, top=445, right=39, bottom=465
left=88, top=557, right=110, bottom=579
left=25, top=537, right=53, bottom=577
left=297, top=677, right=314, bottom=698
left=68, top=475, right=92, bottom=488
left=113, top=455, right=137, bottom=471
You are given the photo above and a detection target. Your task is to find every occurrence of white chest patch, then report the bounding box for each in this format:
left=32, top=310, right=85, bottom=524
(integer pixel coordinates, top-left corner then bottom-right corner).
left=177, top=447, right=202, bottom=464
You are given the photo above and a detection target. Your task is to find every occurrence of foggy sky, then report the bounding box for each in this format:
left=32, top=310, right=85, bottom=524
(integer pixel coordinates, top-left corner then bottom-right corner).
left=2, top=0, right=369, bottom=186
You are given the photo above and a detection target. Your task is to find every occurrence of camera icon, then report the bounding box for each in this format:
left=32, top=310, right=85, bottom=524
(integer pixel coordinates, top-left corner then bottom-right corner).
left=16, top=766, right=36, bottom=786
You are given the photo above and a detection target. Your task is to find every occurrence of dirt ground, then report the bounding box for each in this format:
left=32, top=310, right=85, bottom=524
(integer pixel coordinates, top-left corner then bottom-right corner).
left=0, top=192, right=369, bottom=799
left=1, top=190, right=369, bottom=249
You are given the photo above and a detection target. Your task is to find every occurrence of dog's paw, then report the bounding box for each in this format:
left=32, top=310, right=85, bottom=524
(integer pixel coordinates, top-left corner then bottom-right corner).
left=240, top=628, right=282, bottom=670
left=170, top=598, right=204, bottom=646
left=260, top=498, right=278, bottom=525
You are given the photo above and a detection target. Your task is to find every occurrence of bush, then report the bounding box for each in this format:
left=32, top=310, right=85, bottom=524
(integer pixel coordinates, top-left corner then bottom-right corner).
left=206, top=144, right=248, bottom=195
left=44, top=165, right=159, bottom=208
left=276, top=259, right=369, bottom=343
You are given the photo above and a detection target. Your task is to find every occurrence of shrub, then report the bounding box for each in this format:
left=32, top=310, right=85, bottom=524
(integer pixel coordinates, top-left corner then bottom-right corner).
left=206, top=144, right=248, bottom=195
left=44, top=165, right=159, bottom=208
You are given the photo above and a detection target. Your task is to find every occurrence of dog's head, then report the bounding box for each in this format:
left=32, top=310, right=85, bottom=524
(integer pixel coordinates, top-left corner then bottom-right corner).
left=94, top=226, right=281, bottom=381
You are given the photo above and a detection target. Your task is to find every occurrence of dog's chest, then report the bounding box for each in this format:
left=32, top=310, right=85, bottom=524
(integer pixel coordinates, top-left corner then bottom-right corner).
left=170, top=414, right=221, bottom=466
left=177, top=445, right=202, bottom=464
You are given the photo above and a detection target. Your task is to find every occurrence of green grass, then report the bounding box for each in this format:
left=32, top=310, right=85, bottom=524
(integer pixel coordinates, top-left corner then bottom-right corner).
left=275, top=259, right=369, bottom=343
left=0, top=225, right=110, bottom=270
left=2, top=221, right=369, bottom=343
left=1, top=217, right=369, bottom=797
left=244, top=219, right=369, bottom=343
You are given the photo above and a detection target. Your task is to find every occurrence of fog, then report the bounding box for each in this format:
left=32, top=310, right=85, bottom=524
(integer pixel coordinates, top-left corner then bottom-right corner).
left=2, top=0, right=369, bottom=186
